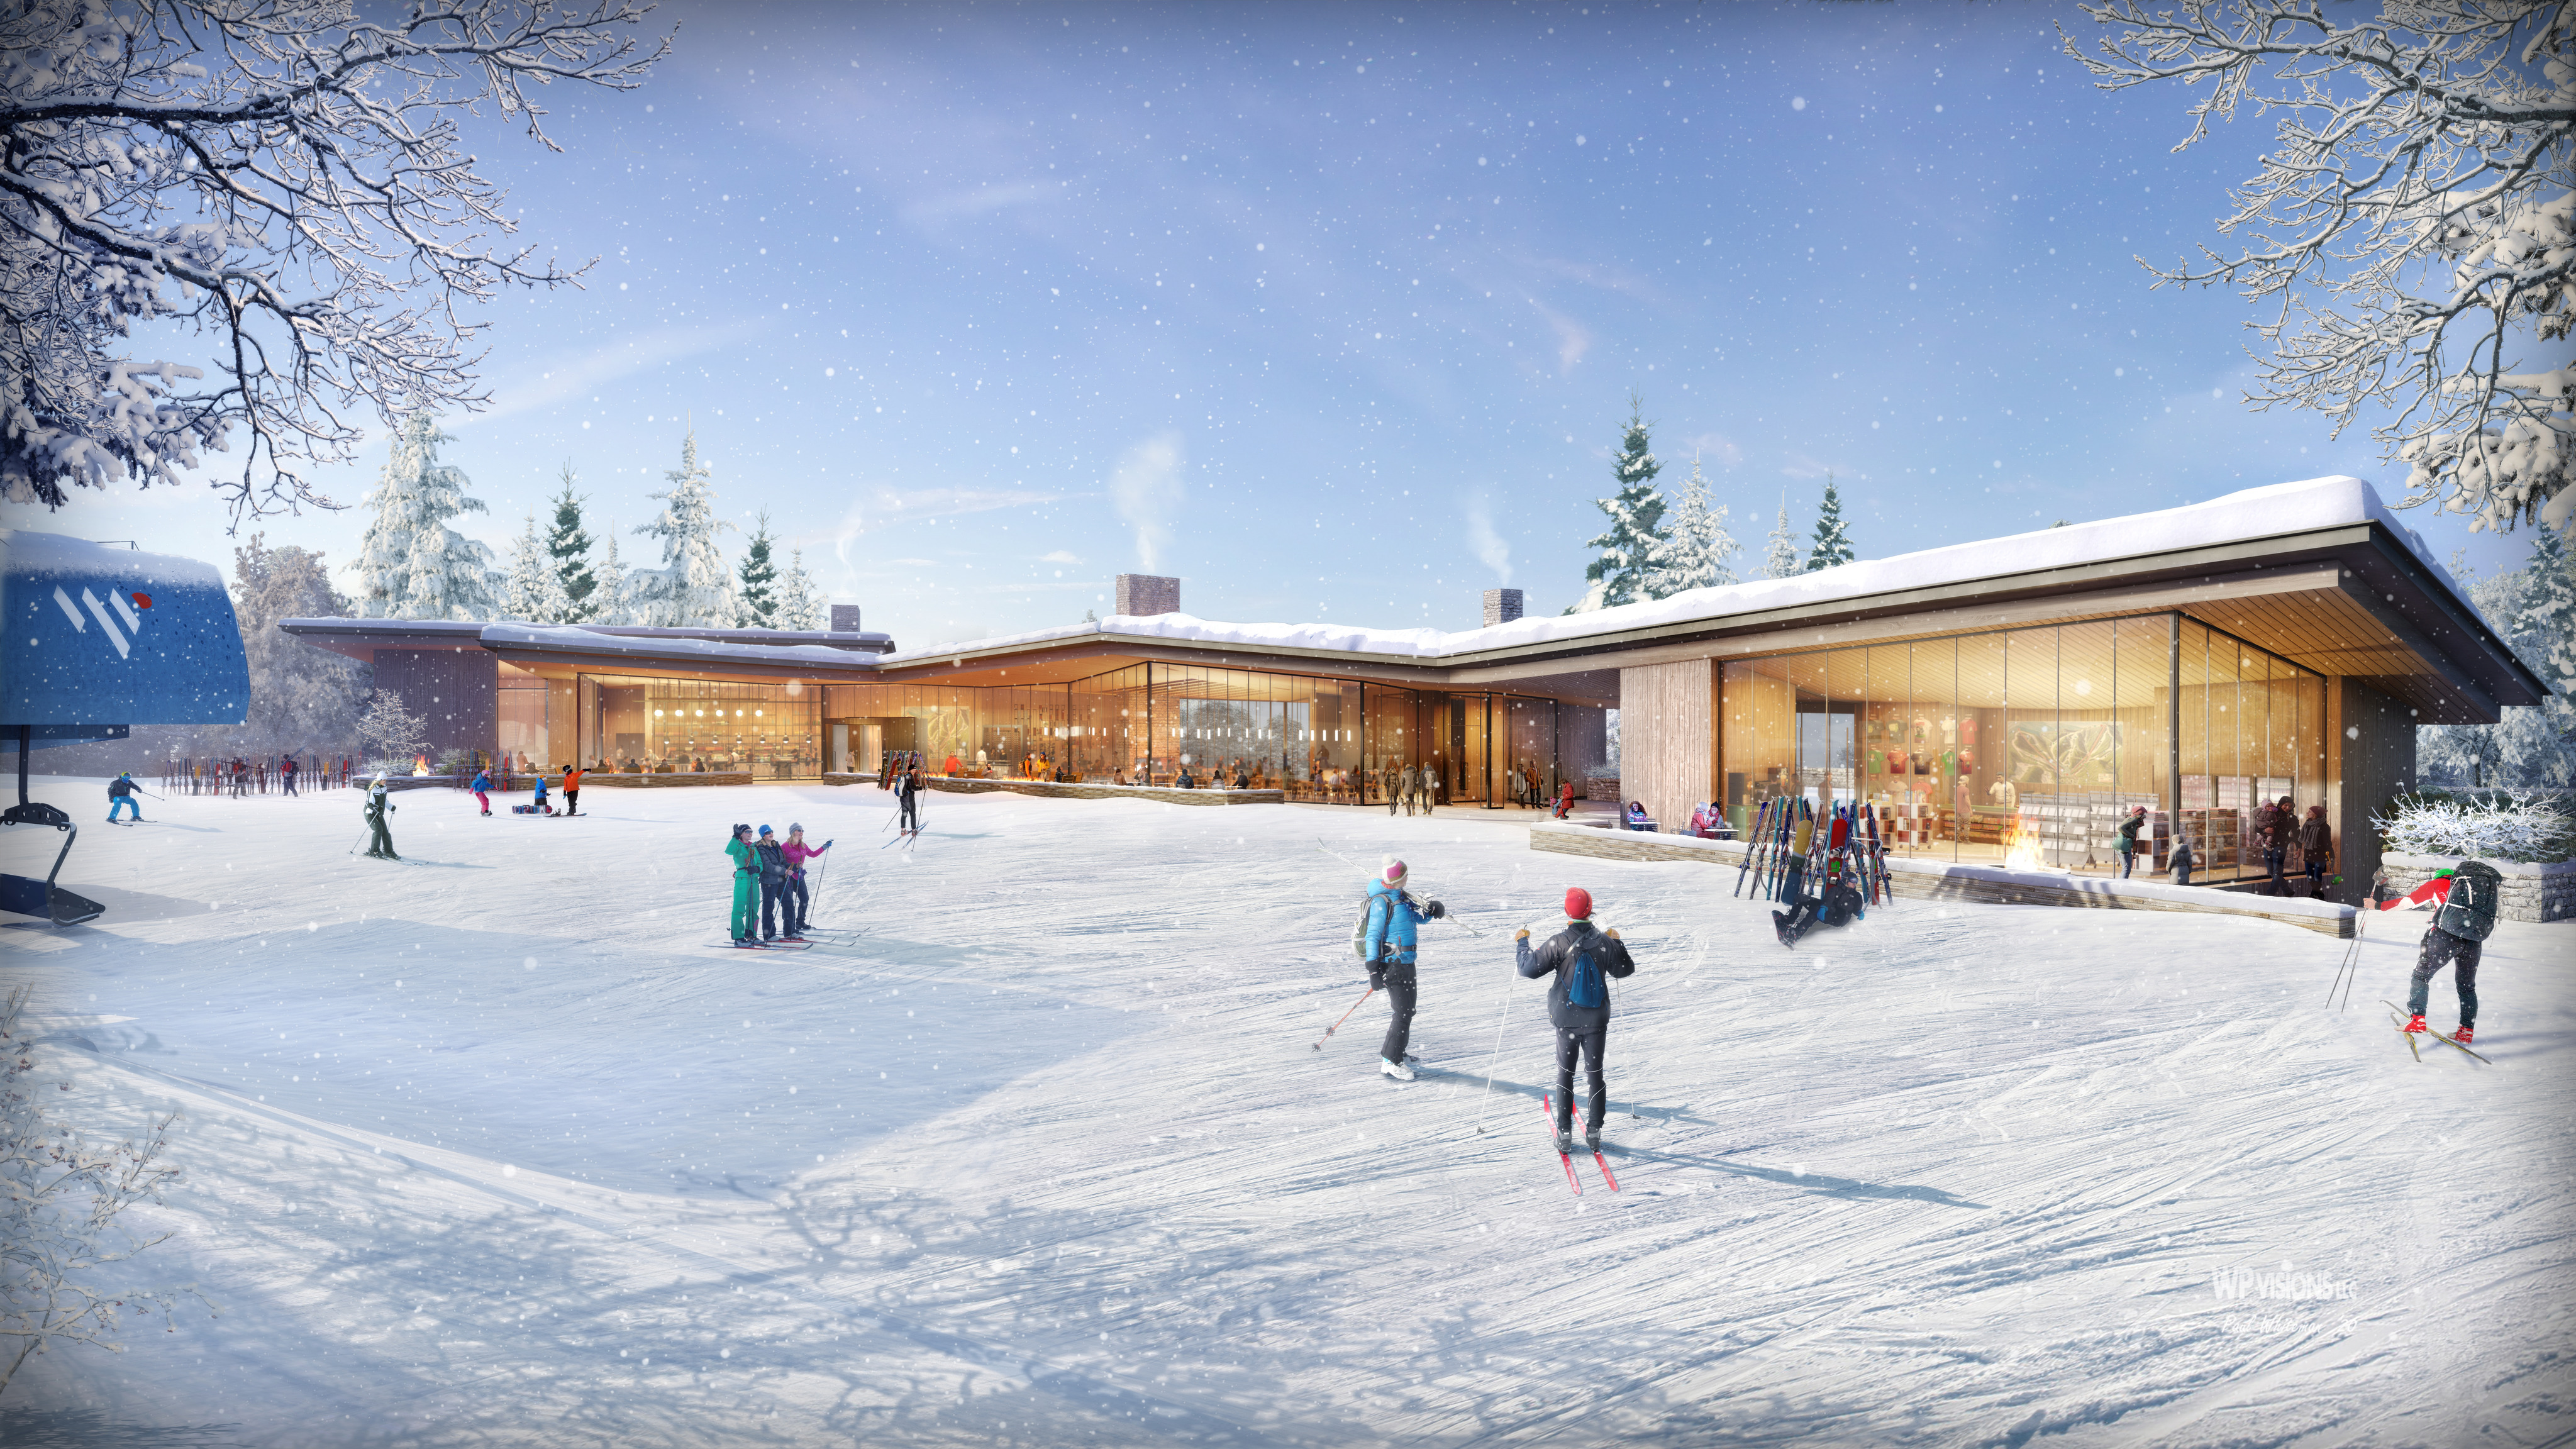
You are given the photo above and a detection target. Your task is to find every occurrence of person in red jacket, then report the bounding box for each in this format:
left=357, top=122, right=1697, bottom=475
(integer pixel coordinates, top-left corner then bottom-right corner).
left=561, top=763, right=583, bottom=816
left=2382, top=865, right=2479, bottom=1043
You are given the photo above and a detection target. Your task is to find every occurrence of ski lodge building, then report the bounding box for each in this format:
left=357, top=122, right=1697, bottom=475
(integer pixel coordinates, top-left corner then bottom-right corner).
left=280, top=476, right=2546, bottom=904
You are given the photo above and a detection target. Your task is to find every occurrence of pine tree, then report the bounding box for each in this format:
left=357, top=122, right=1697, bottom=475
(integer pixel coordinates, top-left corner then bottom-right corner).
left=353, top=413, right=497, bottom=619
left=498, top=514, right=573, bottom=623
left=774, top=547, right=826, bottom=630
left=1805, top=475, right=1856, bottom=570
left=591, top=525, right=628, bottom=626
left=1761, top=491, right=1803, bottom=579
left=1643, top=455, right=1740, bottom=598
left=738, top=513, right=780, bottom=628
left=547, top=464, right=598, bottom=621
left=1567, top=392, right=1668, bottom=613
left=2419, top=530, right=2576, bottom=787
left=630, top=430, right=740, bottom=628
left=228, top=535, right=370, bottom=749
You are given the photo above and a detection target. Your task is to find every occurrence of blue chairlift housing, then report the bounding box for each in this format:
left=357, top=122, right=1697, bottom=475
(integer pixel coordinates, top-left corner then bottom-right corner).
left=2, top=530, right=249, bottom=926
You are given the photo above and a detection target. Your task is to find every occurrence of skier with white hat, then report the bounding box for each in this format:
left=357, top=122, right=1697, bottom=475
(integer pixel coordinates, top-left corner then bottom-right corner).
left=1361, top=856, right=1444, bottom=1081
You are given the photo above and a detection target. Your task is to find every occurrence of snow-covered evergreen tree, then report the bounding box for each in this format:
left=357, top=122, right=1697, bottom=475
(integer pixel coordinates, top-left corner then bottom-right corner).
left=353, top=414, right=497, bottom=620
left=1760, top=492, right=1804, bottom=579
left=547, top=464, right=599, bottom=621
left=737, top=513, right=779, bottom=628
left=629, top=430, right=739, bottom=628
left=1566, top=393, right=1667, bottom=613
left=227, top=535, right=369, bottom=749
left=1643, top=455, right=1740, bottom=598
left=591, top=525, right=629, bottom=626
left=774, top=547, right=826, bottom=630
left=2419, top=530, right=2576, bottom=787
left=1805, top=475, right=1856, bottom=570
left=497, top=514, right=573, bottom=624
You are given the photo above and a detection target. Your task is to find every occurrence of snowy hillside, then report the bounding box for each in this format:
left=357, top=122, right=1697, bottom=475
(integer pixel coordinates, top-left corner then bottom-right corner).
left=3, top=780, right=2569, bottom=1447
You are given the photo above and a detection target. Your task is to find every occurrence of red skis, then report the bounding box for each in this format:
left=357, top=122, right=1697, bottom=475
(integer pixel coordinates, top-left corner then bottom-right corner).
left=1542, top=1093, right=1581, bottom=1195
left=1591, top=1145, right=1621, bottom=1192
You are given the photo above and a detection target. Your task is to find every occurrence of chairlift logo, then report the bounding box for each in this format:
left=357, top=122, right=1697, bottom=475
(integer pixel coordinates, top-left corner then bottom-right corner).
left=52, top=584, right=147, bottom=660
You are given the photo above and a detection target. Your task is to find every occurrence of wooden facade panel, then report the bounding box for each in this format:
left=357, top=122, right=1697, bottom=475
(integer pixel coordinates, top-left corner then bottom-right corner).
left=1616, top=660, right=1712, bottom=832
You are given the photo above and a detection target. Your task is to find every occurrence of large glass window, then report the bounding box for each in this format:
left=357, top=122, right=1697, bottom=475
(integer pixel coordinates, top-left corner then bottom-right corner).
left=589, top=675, right=820, bottom=777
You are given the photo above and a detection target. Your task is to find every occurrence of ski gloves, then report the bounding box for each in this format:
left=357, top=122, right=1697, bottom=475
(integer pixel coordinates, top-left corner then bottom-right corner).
left=1424, top=899, right=1446, bottom=919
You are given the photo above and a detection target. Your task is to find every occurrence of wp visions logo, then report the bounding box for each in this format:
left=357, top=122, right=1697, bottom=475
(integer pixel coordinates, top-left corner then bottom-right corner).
left=2211, top=1263, right=2355, bottom=1302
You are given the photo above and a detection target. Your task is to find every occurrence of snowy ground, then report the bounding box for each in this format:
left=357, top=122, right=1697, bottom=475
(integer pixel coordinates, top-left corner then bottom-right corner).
left=3, top=775, right=2571, bottom=1448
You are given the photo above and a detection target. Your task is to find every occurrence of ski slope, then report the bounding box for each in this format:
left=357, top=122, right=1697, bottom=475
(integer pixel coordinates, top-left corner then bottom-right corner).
left=4, top=778, right=2570, bottom=1447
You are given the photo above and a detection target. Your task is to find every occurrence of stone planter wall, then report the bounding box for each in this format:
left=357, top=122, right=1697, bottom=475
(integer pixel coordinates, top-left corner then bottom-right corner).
left=575, top=772, right=755, bottom=788
left=2379, top=850, right=2575, bottom=923
left=1585, top=775, right=1619, bottom=805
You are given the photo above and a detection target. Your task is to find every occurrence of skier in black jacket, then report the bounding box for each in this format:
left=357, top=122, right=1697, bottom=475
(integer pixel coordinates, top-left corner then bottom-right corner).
left=752, top=825, right=791, bottom=940
left=1514, top=887, right=1636, bottom=1156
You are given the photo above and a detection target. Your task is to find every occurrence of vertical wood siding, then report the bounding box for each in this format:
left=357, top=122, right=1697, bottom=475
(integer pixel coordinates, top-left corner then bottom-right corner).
left=1617, top=660, right=1713, bottom=832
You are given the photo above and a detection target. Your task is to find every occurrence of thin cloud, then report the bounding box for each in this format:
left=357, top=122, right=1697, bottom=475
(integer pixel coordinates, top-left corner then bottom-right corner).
left=1527, top=299, right=1591, bottom=375
left=458, top=318, right=774, bottom=428
left=901, top=180, right=1067, bottom=227
left=1464, top=496, right=1513, bottom=584
left=1781, top=453, right=1866, bottom=482
left=1040, top=550, right=1082, bottom=564
left=1680, top=432, right=1744, bottom=468
left=828, top=486, right=1077, bottom=567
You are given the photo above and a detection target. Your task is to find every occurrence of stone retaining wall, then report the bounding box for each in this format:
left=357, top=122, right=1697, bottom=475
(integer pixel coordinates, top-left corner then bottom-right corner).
left=1529, top=821, right=2356, bottom=938
left=573, top=772, right=755, bottom=788
left=2379, top=850, right=2575, bottom=923
left=819, top=774, right=1283, bottom=808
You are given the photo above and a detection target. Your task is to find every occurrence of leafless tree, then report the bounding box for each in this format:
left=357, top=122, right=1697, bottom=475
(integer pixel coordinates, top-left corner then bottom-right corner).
left=2067, top=1, right=2575, bottom=534
left=1, top=0, right=670, bottom=521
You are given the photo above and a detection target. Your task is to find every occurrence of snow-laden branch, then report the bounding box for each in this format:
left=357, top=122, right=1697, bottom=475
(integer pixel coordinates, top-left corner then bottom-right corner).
left=2066, top=0, right=2576, bottom=534
left=0, top=0, right=671, bottom=521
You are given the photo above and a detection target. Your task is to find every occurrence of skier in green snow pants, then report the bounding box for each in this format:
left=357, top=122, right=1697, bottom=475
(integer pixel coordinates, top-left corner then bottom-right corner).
left=725, top=824, right=759, bottom=942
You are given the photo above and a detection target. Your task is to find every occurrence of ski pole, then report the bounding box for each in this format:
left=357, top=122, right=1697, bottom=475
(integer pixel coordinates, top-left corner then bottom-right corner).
left=1472, top=969, right=1517, bottom=1134
left=1309, top=985, right=1375, bottom=1052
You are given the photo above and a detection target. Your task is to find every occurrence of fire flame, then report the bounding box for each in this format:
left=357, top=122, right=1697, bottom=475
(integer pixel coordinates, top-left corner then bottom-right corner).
left=2001, top=819, right=2048, bottom=873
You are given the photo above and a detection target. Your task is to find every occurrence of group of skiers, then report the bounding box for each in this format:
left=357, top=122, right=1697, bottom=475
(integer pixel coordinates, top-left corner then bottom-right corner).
left=1358, top=856, right=1638, bottom=1156
left=469, top=763, right=584, bottom=818
left=723, top=823, right=832, bottom=945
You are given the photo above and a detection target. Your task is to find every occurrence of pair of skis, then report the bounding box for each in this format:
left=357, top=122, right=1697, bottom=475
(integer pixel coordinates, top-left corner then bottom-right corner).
left=1541, top=1092, right=1618, bottom=1194
left=714, top=937, right=814, bottom=952
left=2384, top=999, right=2489, bottom=1063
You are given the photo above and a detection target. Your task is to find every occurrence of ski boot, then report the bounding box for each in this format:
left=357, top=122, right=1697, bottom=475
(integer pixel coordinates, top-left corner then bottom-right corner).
left=1585, top=1130, right=1604, bottom=1157
left=2454, top=1023, right=2473, bottom=1045
left=1379, top=1056, right=1415, bottom=1082
left=2402, top=1013, right=2428, bottom=1035
left=1552, top=1124, right=1575, bottom=1156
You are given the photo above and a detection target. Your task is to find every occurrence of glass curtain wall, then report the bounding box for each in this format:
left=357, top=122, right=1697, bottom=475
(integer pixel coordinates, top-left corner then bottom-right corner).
left=1719, top=613, right=2316, bottom=880
left=587, top=675, right=821, bottom=777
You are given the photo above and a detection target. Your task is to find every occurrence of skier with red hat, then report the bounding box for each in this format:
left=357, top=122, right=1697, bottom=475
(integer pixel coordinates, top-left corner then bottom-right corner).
left=1515, top=886, right=1637, bottom=1157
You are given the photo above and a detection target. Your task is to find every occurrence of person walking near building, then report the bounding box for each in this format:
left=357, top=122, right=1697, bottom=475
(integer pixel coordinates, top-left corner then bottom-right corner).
left=470, top=765, right=493, bottom=816
left=2259, top=794, right=2296, bottom=895
left=106, top=771, right=143, bottom=823
left=2169, top=828, right=2196, bottom=886
left=2114, top=806, right=2147, bottom=879
left=2298, top=805, right=2334, bottom=897
left=782, top=824, right=830, bottom=938
left=363, top=775, right=398, bottom=860
left=1515, top=887, right=1636, bottom=1156
left=280, top=754, right=298, bottom=796
left=2384, top=862, right=2501, bottom=1044
left=896, top=763, right=923, bottom=833
left=753, top=825, right=791, bottom=940
left=724, top=823, right=759, bottom=945
left=1362, top=857, right=1444, bottom=1082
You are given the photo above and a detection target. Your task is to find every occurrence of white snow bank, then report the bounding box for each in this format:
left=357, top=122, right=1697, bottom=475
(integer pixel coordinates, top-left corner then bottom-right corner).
left=881, top=475, right=2462, bottom=667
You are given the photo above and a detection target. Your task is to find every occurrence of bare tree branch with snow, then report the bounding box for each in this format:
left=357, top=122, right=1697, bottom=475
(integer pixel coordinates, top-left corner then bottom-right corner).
left=2066, top=1, right=2575, bottom=533
left=0, top=0, right=670, bottom=521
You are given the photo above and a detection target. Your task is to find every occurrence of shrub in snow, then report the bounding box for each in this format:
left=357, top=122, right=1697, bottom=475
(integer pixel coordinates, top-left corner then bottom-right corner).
left=355, top=689, right=430, bottom=772
left=2375, top=790, right=2575, bottom=863
left=0, top=987, right=213, bottom=1394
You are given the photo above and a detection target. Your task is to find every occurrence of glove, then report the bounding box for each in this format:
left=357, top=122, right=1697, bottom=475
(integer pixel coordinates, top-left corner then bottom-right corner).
left=823, top=840, right=834, bottom=850
left=1514, top=927, right=1531, bottom=941
left=1368, top=968, right=1387, bottom=992
left=1604, top=928, right=1621, bottom=941
left=1426, top=899, right=1445, bottom=919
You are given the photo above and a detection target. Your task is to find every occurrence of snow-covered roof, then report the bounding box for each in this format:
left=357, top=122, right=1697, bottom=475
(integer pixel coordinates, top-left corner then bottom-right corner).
left=479, top=623, right=893, bottom=673
left=882, top=475, right=2455, bottom=668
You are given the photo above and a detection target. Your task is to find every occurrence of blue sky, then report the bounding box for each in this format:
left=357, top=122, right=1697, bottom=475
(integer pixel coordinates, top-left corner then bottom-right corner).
left=6, top=1, right=2548, bottom=645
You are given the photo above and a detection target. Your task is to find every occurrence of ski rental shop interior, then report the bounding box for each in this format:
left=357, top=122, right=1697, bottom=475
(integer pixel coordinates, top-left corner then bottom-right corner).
left=279, top=477, right=2543, bottom=901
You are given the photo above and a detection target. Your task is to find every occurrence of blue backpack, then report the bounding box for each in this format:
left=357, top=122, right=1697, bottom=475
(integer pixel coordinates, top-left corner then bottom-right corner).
left=1565, top=947, right=1607, bottom=1009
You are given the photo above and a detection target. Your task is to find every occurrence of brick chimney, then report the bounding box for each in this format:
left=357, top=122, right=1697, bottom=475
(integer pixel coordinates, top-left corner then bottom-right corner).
left=828, top=604, right=862, bottom=633
left=1115, top=574, right=1180, bottom=617
left=1482, top=588, right=1524, bottom=626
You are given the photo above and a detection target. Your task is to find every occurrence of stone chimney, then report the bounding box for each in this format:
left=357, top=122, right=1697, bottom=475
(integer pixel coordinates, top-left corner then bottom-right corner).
left=1482, top=588, right=1524, bottom=627
left=828, top=604, right=862, bottom=633
left=1115, top=574, right=1180, bottom=617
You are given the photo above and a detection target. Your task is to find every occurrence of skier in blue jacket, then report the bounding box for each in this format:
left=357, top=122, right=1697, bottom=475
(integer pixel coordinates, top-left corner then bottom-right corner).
left=470, top=767, right=492, bottom=816
left=1362, top=857, right=1444, bottom=1082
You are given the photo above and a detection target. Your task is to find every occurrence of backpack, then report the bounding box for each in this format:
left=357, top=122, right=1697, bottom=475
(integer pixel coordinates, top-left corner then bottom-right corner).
left=1352, top=892, right=1385, bottom=962
left=2436, top=861, right=2502, bottom=941
left=1565, top=946, right=1607, bottom=1009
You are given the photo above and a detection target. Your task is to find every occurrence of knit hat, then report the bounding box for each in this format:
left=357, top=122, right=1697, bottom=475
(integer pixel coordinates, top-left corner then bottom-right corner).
left=1565, top=887, right=1592, bottom=920
left=787, top=822, right=803, bottom=833
left=1380, top=856, right=1407, bottom=888
left=758, top=824, right=774, bottom=836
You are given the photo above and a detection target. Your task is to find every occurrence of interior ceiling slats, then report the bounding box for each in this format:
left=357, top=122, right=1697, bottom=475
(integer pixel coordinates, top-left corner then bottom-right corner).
left=2184, top=587, right=2479, bottom=723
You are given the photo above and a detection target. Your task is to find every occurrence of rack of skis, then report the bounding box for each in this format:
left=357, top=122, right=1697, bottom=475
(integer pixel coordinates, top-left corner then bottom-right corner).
left=1731, top=796, right=1894, bottom=909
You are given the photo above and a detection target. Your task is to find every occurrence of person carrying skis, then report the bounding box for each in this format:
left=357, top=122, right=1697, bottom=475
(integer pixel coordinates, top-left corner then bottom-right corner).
left=2383, top=862, right=2500, bottom=1045
left=562, top=763, right=583, bottom=817
left=753, top=825, right=792, bottom=940
left=364, top=775, right=398, bottom=859
left=470, top=765, right=493, bottom=816
left=724, top=824, right=759, bottom=945
left=1362, top=857, right=1445, bottom=1082
left=782, top=824, right=830, bottom=938
left=1515, top=887, right=1636, bottom=1156
left=106, top=771, right=143, bottom=823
